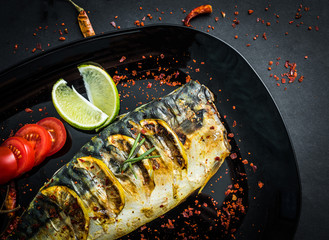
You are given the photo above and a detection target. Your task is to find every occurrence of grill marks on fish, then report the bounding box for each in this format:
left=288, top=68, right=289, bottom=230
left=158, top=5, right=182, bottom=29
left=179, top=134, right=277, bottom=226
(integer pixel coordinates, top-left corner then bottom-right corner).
left=139, top=119, right=188, bottom=170
left=73, top=157, right=125, bottom=224
left=12, top=81, right=231, bottom=240
left=106, top=134, right=155, bottom=200
left=18, top=186, right=89, bottom=240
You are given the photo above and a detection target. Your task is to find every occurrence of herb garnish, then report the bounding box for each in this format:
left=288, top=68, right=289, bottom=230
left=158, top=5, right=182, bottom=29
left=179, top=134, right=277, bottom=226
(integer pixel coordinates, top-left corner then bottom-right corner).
left=121, top=133, right=160, bottom=178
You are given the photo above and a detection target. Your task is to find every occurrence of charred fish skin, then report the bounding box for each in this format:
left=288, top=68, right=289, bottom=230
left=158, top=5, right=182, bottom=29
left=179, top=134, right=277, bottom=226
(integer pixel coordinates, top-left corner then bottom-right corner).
left=11, top=80, right=230, bottom=240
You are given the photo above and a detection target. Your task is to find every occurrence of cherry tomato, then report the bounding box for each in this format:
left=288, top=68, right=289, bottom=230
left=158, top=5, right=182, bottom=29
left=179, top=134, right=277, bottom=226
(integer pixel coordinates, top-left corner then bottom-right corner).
left=2, top=136, right=35, bottom=176
left=37, top=117, right=67, bottom=156
left=15, top=124, right=52, bottom=166
left=0, top=146, right=18, bottom=185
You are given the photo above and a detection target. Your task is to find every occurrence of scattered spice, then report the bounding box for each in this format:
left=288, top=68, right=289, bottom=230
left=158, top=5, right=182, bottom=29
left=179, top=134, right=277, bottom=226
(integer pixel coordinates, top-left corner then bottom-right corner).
left=0, top=182, right=20, bottom=217
left=110, top=21, right=117, bottom=28
left=258, top=181, right=264, bottom=189
left=221, top=11, right=226, bottom=18
left=24, top=108, right=33, bottom=113
left=119, top=56, right=126, bottom=62
left=248, top=10, right=254, bottom=15
left=183, top=5, right=213, bottom=27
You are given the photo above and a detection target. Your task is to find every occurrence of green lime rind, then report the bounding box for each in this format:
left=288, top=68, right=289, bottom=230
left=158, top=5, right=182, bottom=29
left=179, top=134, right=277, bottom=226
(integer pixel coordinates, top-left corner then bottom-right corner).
left=52, top=79, right=109, bottom=130
left=78, top=64, right=120, bottom=130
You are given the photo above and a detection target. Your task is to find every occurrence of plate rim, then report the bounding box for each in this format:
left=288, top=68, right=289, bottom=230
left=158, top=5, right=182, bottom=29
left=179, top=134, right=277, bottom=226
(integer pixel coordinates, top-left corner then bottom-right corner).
left=0, top=23, right=301, bottom=238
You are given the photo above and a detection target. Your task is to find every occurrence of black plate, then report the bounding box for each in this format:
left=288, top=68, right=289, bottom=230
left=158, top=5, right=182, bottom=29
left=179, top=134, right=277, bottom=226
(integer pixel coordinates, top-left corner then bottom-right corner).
left=0, top=25, right=300, bottom=240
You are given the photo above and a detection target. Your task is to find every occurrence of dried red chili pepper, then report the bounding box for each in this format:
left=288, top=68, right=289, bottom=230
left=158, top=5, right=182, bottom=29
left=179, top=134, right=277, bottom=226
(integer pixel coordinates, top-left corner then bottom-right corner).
left=183, top=5, right=213, bottom=27
left=0, top=181, right=20, bottom=217
left=67, top=0, right=95, bottom=38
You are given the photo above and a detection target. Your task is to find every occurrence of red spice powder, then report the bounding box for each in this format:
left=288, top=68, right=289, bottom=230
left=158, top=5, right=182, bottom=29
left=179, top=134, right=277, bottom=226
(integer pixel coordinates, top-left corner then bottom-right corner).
left=258, top=181, right=264, bottom=189
left=248, top=10, right=254, bottom=15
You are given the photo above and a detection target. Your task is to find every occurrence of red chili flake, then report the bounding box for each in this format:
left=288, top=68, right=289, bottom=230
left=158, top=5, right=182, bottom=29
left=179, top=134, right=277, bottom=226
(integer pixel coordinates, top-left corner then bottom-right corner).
left=228, top=133, right=234, bottom=138
left=315, top=26, right=319, bottom=31
left=248, top=10, right=254, bottom=15
left=234, top=11, right=239, bottom=15
left=262, top=33, right=267, bottom=40
left=31, top=48, right=36, bottom=53
left=298, top=76, right=304, bottom=82
left=140, top=22, right=144, bottom=26
left=221, top=11, right=226, bottom=18
left=36, top=43, right=42, bottom=50
left=230, top=153, right=237, bottom=159
left=265, top=7, right=269, bottom=11
left=268, top=61, right=273, bottom=66
left=119, top=56, right=126, bottom=62
left=183, top=4, right=213, bottom=27
left=234, top=35, right=238, bottom=39
left=308, top=26, right=312, bottom=30
left=166, top=219, right=175, bottom=229
left=266, top=22, right=271, bottom=26
left=232, top=120, right=237, bottom=127
left=268, top=67, right=271, bottom=71
left=215, top=17, right=219, bottom=22
left=146, top=82, right=152, bottom=88
left=281, top=78, right=286, bottom=84
left=289, top=21, right=294, bottom=24
left=250, top=163, right=258, bottom=172
left=215, top=156, right=220, bottom=161
left=158, top=17, right=162, bottom=21
left=242, top=159, right=248, bottom=164
left=246, top=44, right=250, bottom=47
left=59, top=37, right=66, bottom=41
left=25, top=108, right=33, bottom=113
left=14, top=44, right=18, bottom=50
left=258, top=181, right=264, bottom=189
left=110, top=21, right=117, bottom=28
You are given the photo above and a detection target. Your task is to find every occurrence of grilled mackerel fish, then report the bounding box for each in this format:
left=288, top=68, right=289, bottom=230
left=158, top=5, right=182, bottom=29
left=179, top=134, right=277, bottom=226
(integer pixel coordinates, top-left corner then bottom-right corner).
left=12, top=80, right=231, bottom=240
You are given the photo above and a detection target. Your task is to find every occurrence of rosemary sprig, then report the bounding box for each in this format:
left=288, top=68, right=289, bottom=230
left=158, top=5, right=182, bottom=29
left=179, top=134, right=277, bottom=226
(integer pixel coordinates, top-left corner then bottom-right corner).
left=121, top=133, right=160, bottom=177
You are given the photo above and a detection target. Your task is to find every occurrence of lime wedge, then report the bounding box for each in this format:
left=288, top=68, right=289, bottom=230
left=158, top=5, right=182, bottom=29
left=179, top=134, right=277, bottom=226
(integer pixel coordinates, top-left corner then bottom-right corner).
left=52, top=79, right=109, bottom=130
left=78, top=64, right=120, bottom=129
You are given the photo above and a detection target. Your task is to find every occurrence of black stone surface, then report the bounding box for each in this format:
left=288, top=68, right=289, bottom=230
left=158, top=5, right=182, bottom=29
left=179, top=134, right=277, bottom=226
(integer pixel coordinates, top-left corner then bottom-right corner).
left=0, top=0, right=328, bottom=239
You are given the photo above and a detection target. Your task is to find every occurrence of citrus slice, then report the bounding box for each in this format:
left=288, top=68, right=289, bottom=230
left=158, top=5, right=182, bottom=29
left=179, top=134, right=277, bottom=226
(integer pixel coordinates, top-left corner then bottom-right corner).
left=74, top=156, right=125, bottom=216
left=78, top=64, right=120, bottom=129
left=52, top=79, right=109, bottom=130
left=40, top=186, right=89, bottom=239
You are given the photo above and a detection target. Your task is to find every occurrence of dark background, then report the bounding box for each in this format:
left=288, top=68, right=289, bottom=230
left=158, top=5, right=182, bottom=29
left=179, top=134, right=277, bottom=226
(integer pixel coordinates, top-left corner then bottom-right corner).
left=0, top=0, right=328, bottom=239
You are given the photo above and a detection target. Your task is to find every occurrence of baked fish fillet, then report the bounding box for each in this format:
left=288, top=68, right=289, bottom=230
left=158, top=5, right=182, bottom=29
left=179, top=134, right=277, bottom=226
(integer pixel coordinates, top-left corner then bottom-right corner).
left=11, top=80, right=230, bottom=240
